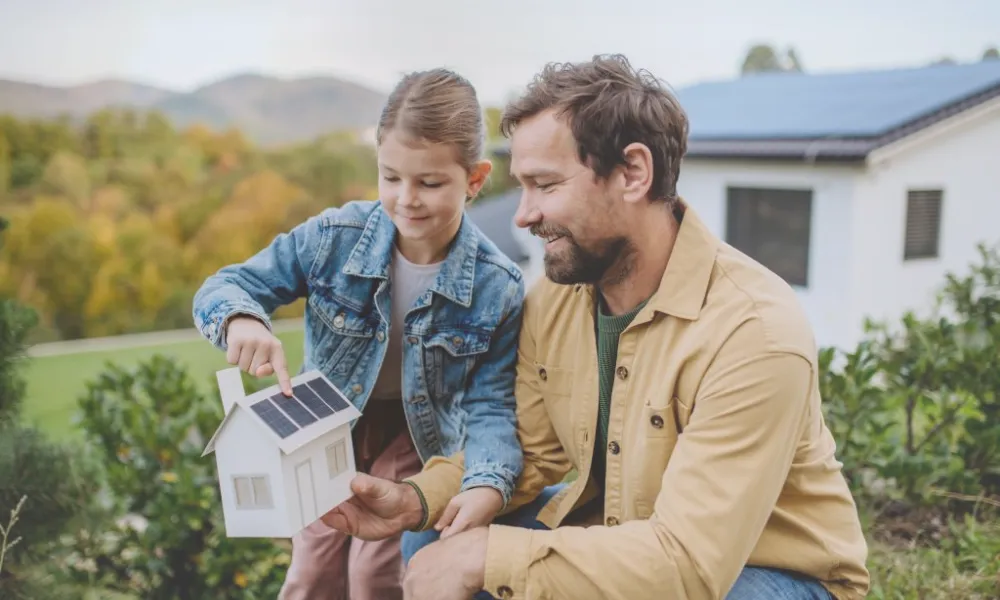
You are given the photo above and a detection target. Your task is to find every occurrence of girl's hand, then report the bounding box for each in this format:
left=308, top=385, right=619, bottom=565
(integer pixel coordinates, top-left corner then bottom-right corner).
left=433, top=487, right=504, bottom=539
left=225, top=316, right=293, bottom=395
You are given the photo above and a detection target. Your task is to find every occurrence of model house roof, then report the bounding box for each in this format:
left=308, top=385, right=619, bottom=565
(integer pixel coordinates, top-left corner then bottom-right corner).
left=491, top=61, right=1000, bottom=162
left=202, top=370, right=361, bottom=457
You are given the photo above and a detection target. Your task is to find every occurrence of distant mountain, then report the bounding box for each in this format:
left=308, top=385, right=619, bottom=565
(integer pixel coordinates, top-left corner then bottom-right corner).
left=0, top=72, right=388, bottom=145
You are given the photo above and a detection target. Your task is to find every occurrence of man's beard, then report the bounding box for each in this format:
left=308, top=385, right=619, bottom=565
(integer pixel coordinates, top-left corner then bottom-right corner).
left=537, top=229, right=631, bottom=286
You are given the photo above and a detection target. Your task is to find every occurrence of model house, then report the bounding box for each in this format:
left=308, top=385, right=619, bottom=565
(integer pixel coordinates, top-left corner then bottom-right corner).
left=491, top=59, right=1000, bottom=350
left=202, top=367, right=362, bottom=538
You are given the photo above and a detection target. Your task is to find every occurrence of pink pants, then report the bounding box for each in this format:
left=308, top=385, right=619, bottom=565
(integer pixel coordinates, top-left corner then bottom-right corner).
left=278, top=402, right=423, bottom=600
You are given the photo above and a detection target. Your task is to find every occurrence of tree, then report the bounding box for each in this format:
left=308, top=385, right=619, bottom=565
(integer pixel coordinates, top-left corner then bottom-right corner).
left=0, top=222, right=99, bottom=599
left=0, top=135, right=10, bottom=195
left=740, top=44, right=805, bottom=75
left=0, top=199, right=101, bottom=340
left=984, top=46, right=1000, bottom=61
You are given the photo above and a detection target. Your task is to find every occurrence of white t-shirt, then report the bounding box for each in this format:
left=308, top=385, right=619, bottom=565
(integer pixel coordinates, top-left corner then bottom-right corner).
left=369, top=246, right=443, bottom=402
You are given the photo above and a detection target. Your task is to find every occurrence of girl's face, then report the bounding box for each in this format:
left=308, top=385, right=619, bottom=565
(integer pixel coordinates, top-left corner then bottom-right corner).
left=377, top=129, right=491, bottom=263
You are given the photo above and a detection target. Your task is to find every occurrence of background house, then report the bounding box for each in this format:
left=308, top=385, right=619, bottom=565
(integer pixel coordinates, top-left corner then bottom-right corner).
left=487, top=60, right=1000, bottom=350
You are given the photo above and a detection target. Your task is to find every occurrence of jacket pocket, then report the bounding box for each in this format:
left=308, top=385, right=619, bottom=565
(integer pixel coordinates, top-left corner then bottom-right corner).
left=629, top=395, right=690, bottom=518
left=533, top=362, right=579, bottom=460
left=307, top=294, right=377, bottom=379
left=421, top=328, right=492, bottom=415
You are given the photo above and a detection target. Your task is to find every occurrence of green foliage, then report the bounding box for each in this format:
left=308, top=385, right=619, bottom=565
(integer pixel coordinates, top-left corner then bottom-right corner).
left=0, top=299, right=37, bottom=423
left=820, top=242, right=1000, bottom=596
left=64, top=355, right=287, bottom=599
left=0, top=220, right=99, bottom=598
left=821, top=242, right=1000, bottom=506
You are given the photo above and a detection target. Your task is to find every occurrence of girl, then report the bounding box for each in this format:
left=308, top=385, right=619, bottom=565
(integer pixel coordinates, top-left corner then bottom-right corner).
left=192, top=68, right=525, bottom=600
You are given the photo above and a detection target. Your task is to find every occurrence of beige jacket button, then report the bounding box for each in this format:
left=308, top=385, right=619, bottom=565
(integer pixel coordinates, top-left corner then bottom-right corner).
left=651, top=414, right=664, bottom=428
left=497, top=585, right=514, bottom=599
left=616, top=365, right=629, bottom=380
left=608, top=441, right=620, bottom=455
left=538, top=367, right=547, bottom=381
left=606, top=516, right=619, bottom=526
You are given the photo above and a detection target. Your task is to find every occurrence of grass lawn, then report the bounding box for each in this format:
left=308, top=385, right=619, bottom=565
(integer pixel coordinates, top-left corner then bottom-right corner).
left=21, top=329, right=306, bottom=438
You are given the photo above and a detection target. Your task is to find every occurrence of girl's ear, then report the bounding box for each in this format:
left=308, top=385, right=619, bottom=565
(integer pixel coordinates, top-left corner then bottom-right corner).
left=466, top=160, right=493, bottom=199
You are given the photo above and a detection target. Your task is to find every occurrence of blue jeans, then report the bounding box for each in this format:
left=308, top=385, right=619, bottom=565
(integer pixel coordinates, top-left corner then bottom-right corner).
left=400, top=484, right=833, bottom=600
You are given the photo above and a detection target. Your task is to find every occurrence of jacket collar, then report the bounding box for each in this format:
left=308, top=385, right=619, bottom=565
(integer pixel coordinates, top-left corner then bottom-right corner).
left=342, top=202, right=479, bottom=307
left=644, top=198, right=719, bottom=320
left=579, top=198, right=718, bottom=321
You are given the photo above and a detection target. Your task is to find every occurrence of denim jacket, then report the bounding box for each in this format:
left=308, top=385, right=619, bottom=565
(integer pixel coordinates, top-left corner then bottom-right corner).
left=192, top=200, right=525, bottom=505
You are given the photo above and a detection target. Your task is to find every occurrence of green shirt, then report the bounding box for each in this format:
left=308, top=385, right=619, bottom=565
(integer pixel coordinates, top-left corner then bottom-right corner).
left=592, top=295, right=649, bottom=489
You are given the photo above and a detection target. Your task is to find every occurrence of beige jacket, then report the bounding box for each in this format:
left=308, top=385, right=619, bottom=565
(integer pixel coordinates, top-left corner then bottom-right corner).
left=406, top=202, right=870, bottom=600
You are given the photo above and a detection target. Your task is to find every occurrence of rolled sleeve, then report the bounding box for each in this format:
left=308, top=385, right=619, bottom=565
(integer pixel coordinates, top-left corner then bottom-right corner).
left=483, top=524, right=533, bottom=598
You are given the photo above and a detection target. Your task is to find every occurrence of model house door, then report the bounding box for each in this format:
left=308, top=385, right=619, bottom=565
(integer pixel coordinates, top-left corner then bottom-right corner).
left=295, top=459, right=318, bottom=528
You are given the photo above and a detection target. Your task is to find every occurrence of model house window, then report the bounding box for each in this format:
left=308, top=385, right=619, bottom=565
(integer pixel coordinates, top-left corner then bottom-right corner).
left=232, top=475, right=273, bottom=509
left=326, top=438, right=349, bottom=479
left=903, top=189, right=943, bottom=260
left=726, top=186, right=812, bottom=287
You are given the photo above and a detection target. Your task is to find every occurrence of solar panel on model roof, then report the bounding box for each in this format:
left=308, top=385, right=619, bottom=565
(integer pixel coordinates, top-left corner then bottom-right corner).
left=248, top=376, right=355, bottom=439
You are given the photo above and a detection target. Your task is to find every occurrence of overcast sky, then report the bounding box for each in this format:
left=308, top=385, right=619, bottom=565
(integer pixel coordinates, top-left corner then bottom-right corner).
left=1, top=0, right=996, bottom=105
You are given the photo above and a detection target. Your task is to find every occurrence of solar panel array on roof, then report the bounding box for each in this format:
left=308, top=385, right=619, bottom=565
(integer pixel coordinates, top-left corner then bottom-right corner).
left=249, top=378, right=354, bottom=439
left=675, top=61, right=1000, bottom=140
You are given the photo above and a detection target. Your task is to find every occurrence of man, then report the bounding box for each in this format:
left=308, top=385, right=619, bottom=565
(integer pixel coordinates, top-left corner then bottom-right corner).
left=324, top=54, right=870, bottom=600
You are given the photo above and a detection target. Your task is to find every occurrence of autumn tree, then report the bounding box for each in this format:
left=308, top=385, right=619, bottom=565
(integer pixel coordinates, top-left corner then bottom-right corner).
left=0, top=110, right=380, bottom=340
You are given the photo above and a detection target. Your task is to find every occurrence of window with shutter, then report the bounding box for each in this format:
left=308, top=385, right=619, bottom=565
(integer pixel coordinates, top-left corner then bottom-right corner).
left=326, top=438, right=349, bottom=478
left=725, top=186, right=813, bottom=287
left=232, top=474, right=273, bottom=509
left=903, top=189, right=943, bottom=260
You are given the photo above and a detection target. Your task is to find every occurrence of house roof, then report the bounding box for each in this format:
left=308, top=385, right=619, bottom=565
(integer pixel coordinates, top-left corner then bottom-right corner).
left=202, top=370, right=362, bottom=457
left=466, top=188, right=530, bottom=263
left=492, top=61, right=1000, bottom=162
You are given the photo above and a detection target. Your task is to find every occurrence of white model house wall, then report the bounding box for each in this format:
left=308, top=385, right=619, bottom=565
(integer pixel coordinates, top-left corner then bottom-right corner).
left=215, top=408, right=290, bottom=537
left=280, top=426, right=357, bottom=534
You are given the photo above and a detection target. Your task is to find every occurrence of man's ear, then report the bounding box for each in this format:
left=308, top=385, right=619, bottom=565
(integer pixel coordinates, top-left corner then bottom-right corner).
left=467, top=160, right=493, bottom=199
left=620, top=142, right=654, bottom=205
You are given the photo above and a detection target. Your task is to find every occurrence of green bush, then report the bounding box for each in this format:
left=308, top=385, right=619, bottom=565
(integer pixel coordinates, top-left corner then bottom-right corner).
left=63, top=354, right=288, bottom=599
left=0, top=221, right=100, bottom=599
left=820, top=242, right=1000, bottom=597
left=820, top=242, right=1000, bottom=506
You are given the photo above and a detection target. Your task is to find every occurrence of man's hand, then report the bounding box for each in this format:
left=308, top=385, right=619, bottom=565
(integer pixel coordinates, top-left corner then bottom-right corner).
left=404, top=527, right=489, bottom=600
left=321, top=474, right=425, bottom=541
left=225, top=316, right=293, bottom=395
left=435, top=487, right=504, bottom=539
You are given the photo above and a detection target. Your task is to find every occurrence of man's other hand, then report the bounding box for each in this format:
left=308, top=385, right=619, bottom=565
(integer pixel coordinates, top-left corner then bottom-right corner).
left=321, top=473, right=424, bottom=541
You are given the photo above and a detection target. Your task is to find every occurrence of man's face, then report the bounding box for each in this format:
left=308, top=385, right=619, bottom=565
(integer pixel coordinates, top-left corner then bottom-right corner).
left=510, top=109, right=628, bottom=285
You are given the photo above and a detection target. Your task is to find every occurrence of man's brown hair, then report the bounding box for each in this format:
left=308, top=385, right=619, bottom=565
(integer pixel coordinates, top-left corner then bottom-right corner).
left=501, top=54, right=689, bottom=202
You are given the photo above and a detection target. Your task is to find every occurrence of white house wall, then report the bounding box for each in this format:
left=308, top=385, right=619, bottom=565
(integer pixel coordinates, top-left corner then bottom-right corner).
left=678, top=161, right=863, bottom=350
left=215, top=409, right=289, bottom=537
left=852, top=101, right=1000, bottom=332
left=280, top=426, right=357, bottom=533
